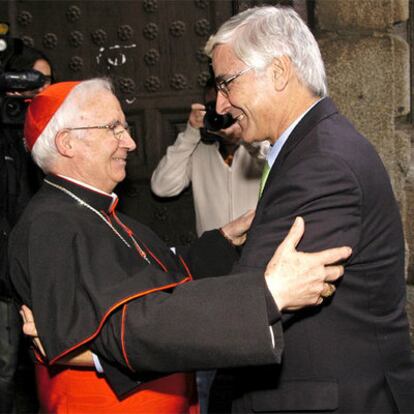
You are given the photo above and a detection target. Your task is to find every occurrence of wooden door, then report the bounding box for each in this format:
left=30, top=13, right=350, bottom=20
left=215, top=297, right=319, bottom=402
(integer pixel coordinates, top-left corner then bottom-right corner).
left=0, top=0, right=234, bottom=244
left=1, top=0, right=310, bottom=245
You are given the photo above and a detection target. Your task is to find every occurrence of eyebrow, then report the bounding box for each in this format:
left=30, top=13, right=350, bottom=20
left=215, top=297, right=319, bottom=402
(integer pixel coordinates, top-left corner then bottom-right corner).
left=110, top=119, right=124, bottom=125
left=214, top=74, right=232, bottom=84
left=105, top=119, right=117, bottom=126
left=214, top=74, right=225, bottom=83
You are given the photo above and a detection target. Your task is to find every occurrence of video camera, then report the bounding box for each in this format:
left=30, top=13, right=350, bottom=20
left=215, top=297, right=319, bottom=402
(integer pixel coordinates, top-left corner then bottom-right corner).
left=0, top=22, right=46, bottom=125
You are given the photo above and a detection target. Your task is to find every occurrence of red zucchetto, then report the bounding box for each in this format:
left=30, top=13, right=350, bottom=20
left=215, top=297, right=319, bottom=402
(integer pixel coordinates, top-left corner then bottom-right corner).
left=24, top=81, right=80, bottom=151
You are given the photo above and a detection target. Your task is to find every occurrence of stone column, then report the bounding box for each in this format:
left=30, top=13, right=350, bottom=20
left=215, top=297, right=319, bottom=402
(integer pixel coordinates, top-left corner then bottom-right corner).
left=314, top=0, right=413, bottom=343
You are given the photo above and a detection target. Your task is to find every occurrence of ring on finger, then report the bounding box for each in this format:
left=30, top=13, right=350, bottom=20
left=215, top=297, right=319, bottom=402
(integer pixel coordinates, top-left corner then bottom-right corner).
left=321, top=283, right=336, bottom=298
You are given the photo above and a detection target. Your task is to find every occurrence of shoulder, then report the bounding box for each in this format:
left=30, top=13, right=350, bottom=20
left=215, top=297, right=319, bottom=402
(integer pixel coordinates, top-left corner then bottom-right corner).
left=11, top=189, right=87, bottom=243
left=290, top=111, right=384, bottom=180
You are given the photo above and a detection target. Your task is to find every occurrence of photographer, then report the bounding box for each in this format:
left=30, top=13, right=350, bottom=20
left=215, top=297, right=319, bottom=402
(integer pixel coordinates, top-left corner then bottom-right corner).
left=151, top=77, right=269, bottom=237
left=0, top=43, right=53, bottom=413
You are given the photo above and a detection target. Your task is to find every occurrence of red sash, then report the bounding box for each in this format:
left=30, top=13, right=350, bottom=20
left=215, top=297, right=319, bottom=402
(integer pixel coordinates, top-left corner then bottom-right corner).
left=35, top=364, right=199, bottom=414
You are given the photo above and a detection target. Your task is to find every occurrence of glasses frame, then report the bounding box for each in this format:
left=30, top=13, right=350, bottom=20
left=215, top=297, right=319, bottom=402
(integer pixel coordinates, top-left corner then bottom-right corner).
left=216, top=66, right=253, bottom=97
left=65, top=120, right=130, bottom=140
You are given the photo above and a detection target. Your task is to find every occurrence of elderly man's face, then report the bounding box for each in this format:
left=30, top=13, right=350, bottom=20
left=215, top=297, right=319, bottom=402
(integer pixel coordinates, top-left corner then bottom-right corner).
left=70, top=89, right=136, bottom=193
left=212, top=44, right=281, bottom=143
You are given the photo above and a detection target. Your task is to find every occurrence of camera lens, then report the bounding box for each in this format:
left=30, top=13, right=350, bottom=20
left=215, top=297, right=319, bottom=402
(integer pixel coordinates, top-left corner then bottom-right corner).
left=1, top=97, right=28, bottom=124
left=203, top=101, right=235, bottom=131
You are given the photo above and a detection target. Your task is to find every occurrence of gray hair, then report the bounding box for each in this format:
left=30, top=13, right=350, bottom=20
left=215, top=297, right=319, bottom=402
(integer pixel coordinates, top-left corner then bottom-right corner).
left=204, top=5, right=328, bottom=97
left=31, top=78, right=114, bottom=172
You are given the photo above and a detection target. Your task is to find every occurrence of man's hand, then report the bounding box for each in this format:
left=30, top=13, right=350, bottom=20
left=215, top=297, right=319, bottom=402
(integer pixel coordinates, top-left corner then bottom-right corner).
left=188, top=103, right=206, bottom=129
left=265, top=217, right=352, bottom=311
left=220, top=209, right=255, bottom=246
left=20, top=305, right=94, bottom=366
left=188, top=102, right=242, bottom=146
left=20, top=304, right=46, bottom=357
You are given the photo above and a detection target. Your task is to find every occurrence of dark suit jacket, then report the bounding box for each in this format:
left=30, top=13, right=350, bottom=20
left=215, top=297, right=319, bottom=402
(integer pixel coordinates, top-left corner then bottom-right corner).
left=226, top=98, right=414, bottom=413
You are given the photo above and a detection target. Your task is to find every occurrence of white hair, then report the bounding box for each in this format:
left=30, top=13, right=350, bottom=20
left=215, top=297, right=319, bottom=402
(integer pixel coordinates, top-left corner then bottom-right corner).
left=31, top=78, right=114, bottom=172
left=204, top=5, right=328, bottom=97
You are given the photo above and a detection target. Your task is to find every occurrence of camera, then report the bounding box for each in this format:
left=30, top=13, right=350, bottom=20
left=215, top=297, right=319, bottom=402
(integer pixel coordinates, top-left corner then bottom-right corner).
left=0, top=22, right=46, bottom=125
left=203, top=100, right=236, bottom=132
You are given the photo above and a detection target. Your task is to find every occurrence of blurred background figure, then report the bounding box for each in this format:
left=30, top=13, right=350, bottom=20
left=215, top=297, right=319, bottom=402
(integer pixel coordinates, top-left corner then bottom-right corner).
left=0, top=43, right=53, bottom=413
left=3, top=44, right=54, bottom=194
left=5, top=45, right=53, bottom=97
left=151, top=77, right=269, bottom=237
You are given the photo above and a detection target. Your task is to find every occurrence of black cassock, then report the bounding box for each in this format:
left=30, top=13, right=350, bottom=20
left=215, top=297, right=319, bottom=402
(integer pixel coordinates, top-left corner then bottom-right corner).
left=9, top=174, right=282, bottom=394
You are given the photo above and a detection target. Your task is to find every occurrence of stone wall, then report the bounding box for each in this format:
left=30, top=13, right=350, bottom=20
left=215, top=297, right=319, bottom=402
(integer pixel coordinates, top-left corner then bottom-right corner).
left=314, top=0, right=413, bottom=345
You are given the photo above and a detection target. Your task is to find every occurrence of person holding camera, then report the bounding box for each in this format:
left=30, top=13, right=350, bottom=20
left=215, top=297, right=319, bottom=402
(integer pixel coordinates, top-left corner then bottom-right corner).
left=0, top=44, right=53, bottom=413
left=151, top=78, right=269, bottom=237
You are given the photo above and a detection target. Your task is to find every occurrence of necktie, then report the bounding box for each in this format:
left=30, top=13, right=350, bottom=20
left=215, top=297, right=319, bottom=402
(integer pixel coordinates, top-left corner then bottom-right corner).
left=259, top=161, right=270, bottom=197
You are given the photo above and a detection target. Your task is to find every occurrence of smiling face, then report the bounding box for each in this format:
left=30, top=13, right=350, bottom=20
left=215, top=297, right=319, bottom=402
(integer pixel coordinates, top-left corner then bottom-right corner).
left=212, top=44, right=288, bottom=144
left=68, top=89, right=136, bottom=193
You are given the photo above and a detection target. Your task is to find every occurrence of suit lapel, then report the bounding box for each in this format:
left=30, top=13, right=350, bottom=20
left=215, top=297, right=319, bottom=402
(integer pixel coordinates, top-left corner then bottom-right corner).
left=262, top=97, right=339, bottom=197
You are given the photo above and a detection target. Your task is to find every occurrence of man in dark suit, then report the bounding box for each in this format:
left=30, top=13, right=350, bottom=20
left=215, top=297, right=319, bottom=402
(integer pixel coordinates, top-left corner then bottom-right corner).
left=205, top=5, right=414, bottom=413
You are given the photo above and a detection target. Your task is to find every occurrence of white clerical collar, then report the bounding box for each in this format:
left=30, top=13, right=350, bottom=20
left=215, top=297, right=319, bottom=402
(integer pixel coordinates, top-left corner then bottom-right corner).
left=57, top=174, right=118, bottom=207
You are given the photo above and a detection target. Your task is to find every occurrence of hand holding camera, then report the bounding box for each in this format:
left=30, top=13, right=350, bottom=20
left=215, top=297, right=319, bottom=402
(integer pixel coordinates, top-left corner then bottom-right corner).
left=188, top=100, right=241, bottom=144
left=203, top=100, right=236, bottom=131
left=188, top=103, right=206, bottom=129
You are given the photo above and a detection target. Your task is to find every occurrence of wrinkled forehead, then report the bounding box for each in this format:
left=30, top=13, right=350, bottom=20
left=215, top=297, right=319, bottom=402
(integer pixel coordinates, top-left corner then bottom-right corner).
left=78, top=89, right=124, bottom=122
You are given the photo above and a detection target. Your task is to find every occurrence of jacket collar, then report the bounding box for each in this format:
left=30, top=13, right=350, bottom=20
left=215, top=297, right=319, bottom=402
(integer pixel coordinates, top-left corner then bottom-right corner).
left=273, top=97, right=338, bottom=168
left=259, top=97, right=339, bottom=200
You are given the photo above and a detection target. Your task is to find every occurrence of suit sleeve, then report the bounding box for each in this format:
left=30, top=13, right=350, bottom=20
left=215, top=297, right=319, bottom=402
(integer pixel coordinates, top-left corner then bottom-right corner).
left=90, top=270, right=282, bottom=375
left=93, top=232, right=282, bottom=397
left=91, top=270, right=284, bottom=397
left=176, top=229, right=240, bottom=279
left=237, top=152, right=361, bottom=271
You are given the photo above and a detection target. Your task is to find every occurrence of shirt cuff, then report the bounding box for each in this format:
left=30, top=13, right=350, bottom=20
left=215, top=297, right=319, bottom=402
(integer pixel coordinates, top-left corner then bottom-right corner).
left=264, top=282, right=281, bottom=325
left=182, top=123, right=202, bottom=143
left=264, top=281, right=284, bottom=356
left=92, top=353, right=104, bottom=373
left=269, top=326, right=275, bottom=348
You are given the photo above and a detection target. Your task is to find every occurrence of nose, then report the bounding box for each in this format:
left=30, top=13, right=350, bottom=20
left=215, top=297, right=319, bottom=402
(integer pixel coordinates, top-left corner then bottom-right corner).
left=121, top=129, right=137, bottom=151
left=215, top=91, right=231, bottom=115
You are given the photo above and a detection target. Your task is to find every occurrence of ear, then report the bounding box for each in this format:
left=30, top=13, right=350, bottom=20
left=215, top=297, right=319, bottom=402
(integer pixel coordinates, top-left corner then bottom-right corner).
left=55, top=129, right=75, bottom=157
left=271, top=56, right=292, bottom=92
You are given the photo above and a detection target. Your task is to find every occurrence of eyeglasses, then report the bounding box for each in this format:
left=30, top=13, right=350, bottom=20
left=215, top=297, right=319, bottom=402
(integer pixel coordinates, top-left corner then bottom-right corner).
left=216, top=66, right=253, bottom=97
left=66, top=120, right=130, bottom=140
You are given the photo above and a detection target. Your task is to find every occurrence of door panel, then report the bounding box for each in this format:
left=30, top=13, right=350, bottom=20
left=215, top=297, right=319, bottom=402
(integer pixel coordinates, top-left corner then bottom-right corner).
left=1, top=0, right=309, bottom=244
